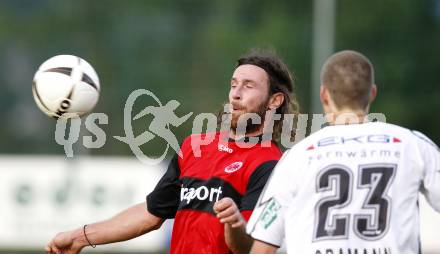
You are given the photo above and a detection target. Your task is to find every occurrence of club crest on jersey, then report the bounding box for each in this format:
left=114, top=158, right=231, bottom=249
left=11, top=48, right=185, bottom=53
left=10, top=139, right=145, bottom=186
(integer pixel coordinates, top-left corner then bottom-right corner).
left=224, top=161, right=243, bottom=173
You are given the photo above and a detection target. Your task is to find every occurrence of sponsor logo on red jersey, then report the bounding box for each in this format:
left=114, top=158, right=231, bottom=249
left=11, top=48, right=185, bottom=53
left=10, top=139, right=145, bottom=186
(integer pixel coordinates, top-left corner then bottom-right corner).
left=180, top=186, right=223, bottom=204
left=218, top=144, right=233, bottom=153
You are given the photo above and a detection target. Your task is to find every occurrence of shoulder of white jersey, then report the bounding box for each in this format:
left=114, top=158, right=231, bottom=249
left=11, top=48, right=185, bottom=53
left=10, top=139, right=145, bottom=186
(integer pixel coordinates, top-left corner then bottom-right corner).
left=375, top=122, right=438, bottom=151
left=370, top=121, right=413, bottom=134
left=288, top=125, right=335, bottom=153
left=281, top=135, right=316, bottom=160
left=410, top=130, right=439, bottom=151
left=292, top=127, right=329, bottom=149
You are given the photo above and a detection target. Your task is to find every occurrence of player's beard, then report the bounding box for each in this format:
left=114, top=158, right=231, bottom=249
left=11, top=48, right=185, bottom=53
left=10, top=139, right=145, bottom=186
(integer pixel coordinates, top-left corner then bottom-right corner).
left=230, top=98, right=269, bottom=135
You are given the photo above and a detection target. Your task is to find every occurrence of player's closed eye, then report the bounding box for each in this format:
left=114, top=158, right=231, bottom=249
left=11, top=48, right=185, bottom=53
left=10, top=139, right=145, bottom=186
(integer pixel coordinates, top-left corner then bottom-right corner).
left=231, top=80, right=237, bottom=88
left=244, top=81, right=254, bottom=88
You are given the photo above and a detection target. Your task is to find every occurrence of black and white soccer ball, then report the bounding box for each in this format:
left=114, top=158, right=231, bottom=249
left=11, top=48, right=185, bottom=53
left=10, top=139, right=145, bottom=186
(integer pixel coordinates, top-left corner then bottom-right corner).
left=32, top=55, right=100, bottom=118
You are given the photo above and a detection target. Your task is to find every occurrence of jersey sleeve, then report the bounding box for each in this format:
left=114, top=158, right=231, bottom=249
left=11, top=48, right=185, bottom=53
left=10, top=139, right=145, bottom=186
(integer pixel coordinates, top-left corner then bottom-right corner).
left=146, top=153, right=181, bottom=219
left=246, top=150, right=297, bottom=247
left=414, top=131, right=440, bottom=212
left=240, top=160, right=278, bottom=216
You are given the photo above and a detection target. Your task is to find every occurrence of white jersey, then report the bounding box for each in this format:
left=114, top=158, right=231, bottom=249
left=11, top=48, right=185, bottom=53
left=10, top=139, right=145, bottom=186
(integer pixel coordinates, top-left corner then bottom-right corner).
left=247, top=122, right=440, bottom=254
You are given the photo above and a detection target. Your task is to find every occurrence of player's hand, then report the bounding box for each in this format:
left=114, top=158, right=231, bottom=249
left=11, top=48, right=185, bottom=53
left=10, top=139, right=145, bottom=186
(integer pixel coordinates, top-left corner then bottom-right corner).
left=214, top=197, right=245, bottom=228
left=45, top=231, right=83, bottom=254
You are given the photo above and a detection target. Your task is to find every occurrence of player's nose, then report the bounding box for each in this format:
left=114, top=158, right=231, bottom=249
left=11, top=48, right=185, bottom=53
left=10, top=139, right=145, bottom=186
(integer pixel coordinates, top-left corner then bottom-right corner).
left=230, top=87, right=242, bottom=101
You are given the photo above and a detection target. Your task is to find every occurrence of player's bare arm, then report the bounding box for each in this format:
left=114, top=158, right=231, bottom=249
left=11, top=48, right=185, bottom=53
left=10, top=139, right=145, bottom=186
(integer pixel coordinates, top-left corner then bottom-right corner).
left=214, top=197, right=253, bottom=254
left=249, top=240, right=278, bottom=254
left=45, top=203, right=163, bottom=254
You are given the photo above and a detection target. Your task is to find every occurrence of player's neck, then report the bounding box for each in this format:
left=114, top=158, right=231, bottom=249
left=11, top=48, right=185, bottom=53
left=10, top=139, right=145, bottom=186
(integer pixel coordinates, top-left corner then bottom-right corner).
left=328, top=109, right=369, bottom=125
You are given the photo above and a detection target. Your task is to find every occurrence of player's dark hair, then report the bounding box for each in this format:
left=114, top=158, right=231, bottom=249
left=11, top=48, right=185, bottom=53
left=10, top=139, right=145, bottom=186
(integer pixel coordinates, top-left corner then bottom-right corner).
left=236, top=49, right=299, bottom=141
left=321, top=50, right=374, bottom=110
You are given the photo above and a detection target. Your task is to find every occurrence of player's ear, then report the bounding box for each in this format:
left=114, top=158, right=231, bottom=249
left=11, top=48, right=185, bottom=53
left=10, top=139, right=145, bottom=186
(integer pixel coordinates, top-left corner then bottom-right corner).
left=369, top=84, right=377, bottom=103
left=320, top=85, right=329, bottom=106
left=268, top=92, right=284, bottom=110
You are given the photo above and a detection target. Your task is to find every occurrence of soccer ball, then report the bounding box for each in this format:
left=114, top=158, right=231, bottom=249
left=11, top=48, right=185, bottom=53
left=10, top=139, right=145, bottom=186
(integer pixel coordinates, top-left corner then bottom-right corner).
left=32, top=55, right=100, bottom=118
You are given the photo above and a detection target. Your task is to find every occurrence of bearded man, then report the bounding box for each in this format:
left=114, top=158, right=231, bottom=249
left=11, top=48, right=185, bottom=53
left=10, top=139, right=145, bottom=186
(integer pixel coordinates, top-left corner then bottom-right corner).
left=46, top=50, right=298, bottom=254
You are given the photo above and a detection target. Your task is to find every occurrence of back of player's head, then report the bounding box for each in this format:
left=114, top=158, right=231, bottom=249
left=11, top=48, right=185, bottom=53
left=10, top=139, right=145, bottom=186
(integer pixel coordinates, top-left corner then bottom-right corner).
left=320, top=50, right=375, bottom=111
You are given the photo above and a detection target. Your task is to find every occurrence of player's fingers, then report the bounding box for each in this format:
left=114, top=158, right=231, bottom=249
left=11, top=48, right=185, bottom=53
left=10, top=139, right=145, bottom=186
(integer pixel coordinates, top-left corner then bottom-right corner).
left=231, top=219, right=245, bottom=228
left=213, top=199, right=230, bottom=212
left=45, top=241, right=55, bottom=254
left=213, top=197, right=234, bottom=213
left=216, top=205, right=236, bottom=219
left=45, top=245, right=52, bottom=254
left=219, top=209, right=242, bottom=223
left=51, top=245, right=62, bottom=254
left=220, top=214, right=241, bottom=224
left=213, top=202, right=224, bottom=213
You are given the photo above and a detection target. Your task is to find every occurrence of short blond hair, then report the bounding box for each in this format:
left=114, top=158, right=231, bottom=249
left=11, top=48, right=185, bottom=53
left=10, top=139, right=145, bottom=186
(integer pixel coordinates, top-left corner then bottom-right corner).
left=321, top=50, right=374, bottom=110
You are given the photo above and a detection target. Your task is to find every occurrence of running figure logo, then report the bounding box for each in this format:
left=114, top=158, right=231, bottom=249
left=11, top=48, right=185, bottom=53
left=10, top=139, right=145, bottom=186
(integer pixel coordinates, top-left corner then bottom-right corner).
left=114, top=89, right=193, bottom=165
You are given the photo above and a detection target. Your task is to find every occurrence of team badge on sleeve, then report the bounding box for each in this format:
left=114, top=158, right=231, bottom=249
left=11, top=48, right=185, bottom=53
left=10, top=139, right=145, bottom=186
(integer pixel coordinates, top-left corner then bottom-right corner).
left=259, top=198, right=281, bottom=229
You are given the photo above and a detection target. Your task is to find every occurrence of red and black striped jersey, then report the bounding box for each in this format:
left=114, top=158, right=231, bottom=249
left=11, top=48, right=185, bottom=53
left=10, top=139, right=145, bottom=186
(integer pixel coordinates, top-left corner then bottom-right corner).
left=147, top=132, right=282, bottom=254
